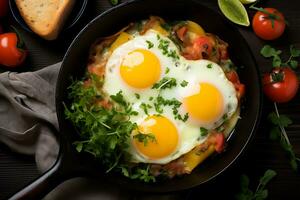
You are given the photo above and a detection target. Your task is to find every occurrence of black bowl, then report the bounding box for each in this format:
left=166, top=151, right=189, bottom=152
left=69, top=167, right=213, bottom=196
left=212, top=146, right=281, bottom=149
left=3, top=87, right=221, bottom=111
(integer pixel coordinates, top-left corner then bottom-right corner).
left=57, top=0, right=262, bottom=191
left=10, top=0, right=262, bottom=199
left=9, top=0, right=88, bottom=33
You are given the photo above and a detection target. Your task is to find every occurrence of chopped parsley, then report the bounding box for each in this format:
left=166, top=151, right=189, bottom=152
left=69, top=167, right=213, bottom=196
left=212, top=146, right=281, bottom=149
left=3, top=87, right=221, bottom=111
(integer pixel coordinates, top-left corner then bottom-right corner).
left=146, top=40, right=154, bottom=49
left=134, top=93, right=140, bottom=99
left=200, top=127, right=208, bottom=136
left=140, top=103, right=152, bottom=115
left=133, top=133, right=157, bottom=146
left=149, top=96, right=154, bottom=101
left=154, top=96, right=189, bottom=122
left=165, top=67, right=170, bottom=74
left=156, top=34, right=161, bottom=40
left=207, top=63, right=213, bottom=69
left=157, top=35, right=179, bottom=61
left=152, top=77, right=177, bottom=90
left=180, top=80, right=188, bottom=87
left=158, top=39, right=170, bottom=55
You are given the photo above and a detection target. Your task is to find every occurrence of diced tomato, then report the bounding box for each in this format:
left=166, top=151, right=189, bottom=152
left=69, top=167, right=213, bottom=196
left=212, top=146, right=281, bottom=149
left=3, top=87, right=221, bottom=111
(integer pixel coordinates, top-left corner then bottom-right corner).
left=88, top=65, right=105, bottom=76
left=219, top=44, right=229, bottom=60
left=207, top=132, right=225, bottom=153
left=194, top=36, right=213, bottom=56
left=214, top=133, right=225, bottom=153
left=226, top=71, right=245, bottom=100
left=182, top=36, right=213, bottom=60
left=226, top=71, right=239, bottom=83
left=235, top=83, right=245, bottom=100
left=176, top=26, right=188, bottom=41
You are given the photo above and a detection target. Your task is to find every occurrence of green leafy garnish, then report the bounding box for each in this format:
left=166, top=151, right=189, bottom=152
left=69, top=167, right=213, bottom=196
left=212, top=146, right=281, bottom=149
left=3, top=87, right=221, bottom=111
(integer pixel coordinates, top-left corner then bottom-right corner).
left=110, top=0, right=118, bottom=6
left=65, top=75, right=156, bottom=182
left=200, top=127, right=208, bottom=136
left=154, top=96, right=189, bottom=122
left=180, top=80, right=188, bottom=87
left=146, top=40, right=154, bottom=49
left=140, top=103, right=152, bottom=115
left=133, top=133, right=157, bottom=146
left=268, top=103, right=299, bottom=171
left=235, top=169, right=277, bottom=200
left=152, top=77, right=177, bottom=90
left=165, top=67, right=170, bottom=74
left=134, top=93, right=140, bottom=99
left=261, top=45, right=300, bottom=68
left=207, top=63, right=213, bottom=69
left=157, top=36, right=179, bottom=60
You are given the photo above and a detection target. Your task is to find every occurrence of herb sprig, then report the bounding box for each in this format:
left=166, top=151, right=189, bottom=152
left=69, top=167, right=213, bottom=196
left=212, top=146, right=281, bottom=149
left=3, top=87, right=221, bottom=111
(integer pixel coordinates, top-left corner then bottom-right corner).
left=152, top=77, right=177, bottom=90
left=268, top=103, right=300, bottom=171
left=261, top=45, right=300, bottom=69
left=235, top=169, right=277, bottom=200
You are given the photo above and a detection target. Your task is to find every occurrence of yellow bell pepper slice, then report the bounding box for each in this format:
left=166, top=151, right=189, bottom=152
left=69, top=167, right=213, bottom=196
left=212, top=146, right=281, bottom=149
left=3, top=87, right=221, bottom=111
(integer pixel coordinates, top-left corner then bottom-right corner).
left=186, top=20, right=205, bottom=36
left=110, top=32, right=132, bottom=52
left=183, top=145, right=215, bottom=173
left=152, top=23, right=169, bottom=36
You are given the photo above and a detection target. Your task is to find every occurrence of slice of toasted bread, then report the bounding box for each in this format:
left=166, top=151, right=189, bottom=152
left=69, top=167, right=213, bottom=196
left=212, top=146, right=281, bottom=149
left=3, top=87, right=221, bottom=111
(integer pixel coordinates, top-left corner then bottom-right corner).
left=16, top=0, right=75, bottom=40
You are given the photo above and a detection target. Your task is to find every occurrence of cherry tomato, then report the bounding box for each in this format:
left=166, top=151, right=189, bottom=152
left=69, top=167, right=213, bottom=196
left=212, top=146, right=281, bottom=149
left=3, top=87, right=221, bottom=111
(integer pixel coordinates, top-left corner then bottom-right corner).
left=263, top=67, right=299, bottom=103
left=252, top=8, right=286, bottom=40
left=0, top=32, right=27, bottom=67
left=0, top=0, right=8, bottom=18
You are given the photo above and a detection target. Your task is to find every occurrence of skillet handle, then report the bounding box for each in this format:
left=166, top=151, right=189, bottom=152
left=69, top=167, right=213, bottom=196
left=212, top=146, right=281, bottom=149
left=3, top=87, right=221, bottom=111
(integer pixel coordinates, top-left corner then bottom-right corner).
left=8, top=155, right=72, bottom=200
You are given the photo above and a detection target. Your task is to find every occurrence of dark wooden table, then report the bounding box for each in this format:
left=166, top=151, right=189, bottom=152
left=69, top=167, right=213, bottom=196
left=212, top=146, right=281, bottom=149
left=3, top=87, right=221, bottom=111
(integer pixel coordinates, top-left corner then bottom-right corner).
left=0, top=0, right=299, bottom=199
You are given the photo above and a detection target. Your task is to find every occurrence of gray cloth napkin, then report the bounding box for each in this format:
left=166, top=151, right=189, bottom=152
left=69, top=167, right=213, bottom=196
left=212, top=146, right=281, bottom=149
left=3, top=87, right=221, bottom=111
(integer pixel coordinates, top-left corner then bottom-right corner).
left=0, top=63, right=60, bottom=172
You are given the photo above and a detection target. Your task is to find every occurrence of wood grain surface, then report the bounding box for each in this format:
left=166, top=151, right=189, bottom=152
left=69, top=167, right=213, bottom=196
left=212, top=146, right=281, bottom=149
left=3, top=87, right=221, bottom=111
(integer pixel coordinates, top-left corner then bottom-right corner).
left=0, top=0, right=299, bottom=199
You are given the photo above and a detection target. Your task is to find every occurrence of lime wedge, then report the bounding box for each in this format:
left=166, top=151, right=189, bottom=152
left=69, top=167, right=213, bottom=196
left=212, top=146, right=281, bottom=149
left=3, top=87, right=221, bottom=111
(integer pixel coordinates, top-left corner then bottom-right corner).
left=239, top=0, right=257, bottom=5
left=218, top=0, right=250, bottom=26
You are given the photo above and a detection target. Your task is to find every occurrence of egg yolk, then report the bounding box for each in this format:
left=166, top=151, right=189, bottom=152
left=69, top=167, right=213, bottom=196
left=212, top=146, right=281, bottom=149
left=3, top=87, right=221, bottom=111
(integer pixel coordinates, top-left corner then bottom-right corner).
left=183, top=83, right=224, bottom=123
left=133, top=115, right=178, bottom=159
left=120, top=49, right=161, bottom=89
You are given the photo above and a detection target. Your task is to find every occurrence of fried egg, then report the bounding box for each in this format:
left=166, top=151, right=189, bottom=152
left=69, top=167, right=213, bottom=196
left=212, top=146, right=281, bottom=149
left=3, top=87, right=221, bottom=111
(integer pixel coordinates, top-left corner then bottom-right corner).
left=102, top=30, right=238, bottom=164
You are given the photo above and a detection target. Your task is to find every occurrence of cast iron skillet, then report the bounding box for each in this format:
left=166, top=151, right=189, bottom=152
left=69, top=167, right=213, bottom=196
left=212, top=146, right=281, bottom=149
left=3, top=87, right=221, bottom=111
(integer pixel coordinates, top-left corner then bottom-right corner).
left=9, top=0, right=262, bottom=199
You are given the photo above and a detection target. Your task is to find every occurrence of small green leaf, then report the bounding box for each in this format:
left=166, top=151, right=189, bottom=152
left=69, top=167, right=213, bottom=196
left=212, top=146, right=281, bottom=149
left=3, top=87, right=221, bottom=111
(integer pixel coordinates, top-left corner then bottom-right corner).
left=290, top=45, right=300, bottom=57
left=290, top=159, right=298, bottom=171
left=180, top=80, right=189, bottom=87
left=240, top=174, right=250, bottom=189
left=260, top=45, right=277, bottom=57
left=76, top=142, right=83, bottom=152
left=259, top=169, right=277, bottom=186
left=207, top=63, right=213, bottom=69
left=268, top=112, right=279, bottom=125
left=279, top=115, right=293, bottom=127
left=110, top=0, right=118, bottom=5
left=134, top=93, right=140, bottom=99
left=289, top=60, right=298, bottom=69
left=120, top=166, right=129, bottom=177
left=255, top=189, right=268, bottom=200
left=269, top=127, right=280, bottom=140
left=272, top=55, right=282, bottom=67
left=146, top=40, right=154, bottom=49
left=200, top=127, right=208, bottom=136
